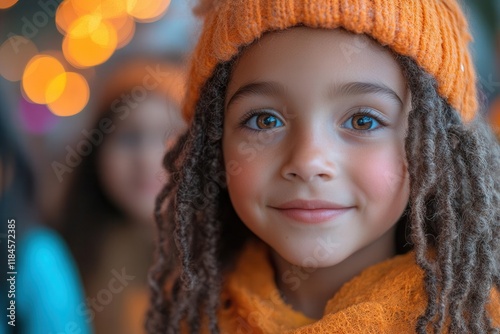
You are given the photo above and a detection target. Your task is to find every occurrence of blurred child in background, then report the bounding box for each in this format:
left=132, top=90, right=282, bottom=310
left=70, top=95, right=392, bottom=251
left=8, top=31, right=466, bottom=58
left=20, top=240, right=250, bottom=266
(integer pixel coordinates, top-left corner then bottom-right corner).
left=0, top=95, right=91, bottom=334
left=53, top=58, right=186, bottom=334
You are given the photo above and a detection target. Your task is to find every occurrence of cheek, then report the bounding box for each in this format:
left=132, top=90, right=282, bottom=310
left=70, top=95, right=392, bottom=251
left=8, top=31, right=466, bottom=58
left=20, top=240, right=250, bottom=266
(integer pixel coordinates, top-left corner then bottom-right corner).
left=225, top=145, right=259, bottom=201
left=223, top=139, right=271, bottom=223
left=350, top=147, right=409, bottom=203
left=99, top=152, right=133, bottom=199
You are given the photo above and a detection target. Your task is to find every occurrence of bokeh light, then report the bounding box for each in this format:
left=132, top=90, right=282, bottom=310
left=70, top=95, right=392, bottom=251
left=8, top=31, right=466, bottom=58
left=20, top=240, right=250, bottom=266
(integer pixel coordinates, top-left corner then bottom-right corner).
left=0, top=35, right=38, bottom=82
left=107, top=11, right=129, bottom=30
left=48, top=72, right=89, bottom=116
left=63, top=15, right=118, bottom=68
left=0, top=0, right=18, bottom=10
left=12, top=0, right=174, bottom=118
left=73, top=0, right=128, bottom=19
left=42, top=49, right=70, bottom=70
left=126, top=0, right=170, bottom=23
left=113, top=15, right=136, bottom=49
left=44, top=49, right=97, bottom=81
left=22, top=55, right=66, bottom=104
left=55, top=0, right=80, bottom=34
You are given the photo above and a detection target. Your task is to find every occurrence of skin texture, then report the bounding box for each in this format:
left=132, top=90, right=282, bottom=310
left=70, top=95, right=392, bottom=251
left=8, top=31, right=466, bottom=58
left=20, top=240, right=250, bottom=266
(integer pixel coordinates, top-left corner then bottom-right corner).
left=222, top=27, right=412, bottom=318
left=98, top=94, right=184, bottom=224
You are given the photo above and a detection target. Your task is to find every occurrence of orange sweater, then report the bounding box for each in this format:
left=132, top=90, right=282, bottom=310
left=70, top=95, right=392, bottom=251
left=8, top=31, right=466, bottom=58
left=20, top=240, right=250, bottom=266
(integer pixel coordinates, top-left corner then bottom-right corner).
left=213, top=241, right=500, bottom=333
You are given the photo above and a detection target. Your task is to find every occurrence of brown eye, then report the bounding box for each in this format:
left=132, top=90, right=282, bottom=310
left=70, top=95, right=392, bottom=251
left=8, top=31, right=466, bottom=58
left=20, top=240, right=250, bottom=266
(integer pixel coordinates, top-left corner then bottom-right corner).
left=242, top=111, right=284, bottom=131
left=351, top=115, right=374, bottom=130
left=256, top=114, right=279, bottom=129
left=243, top=112, right=284, bottom=130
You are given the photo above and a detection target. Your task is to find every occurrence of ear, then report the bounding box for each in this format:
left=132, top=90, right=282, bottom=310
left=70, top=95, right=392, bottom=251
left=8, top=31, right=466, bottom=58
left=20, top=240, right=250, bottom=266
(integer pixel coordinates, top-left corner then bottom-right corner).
left=192, top=0, right=222, bottom=17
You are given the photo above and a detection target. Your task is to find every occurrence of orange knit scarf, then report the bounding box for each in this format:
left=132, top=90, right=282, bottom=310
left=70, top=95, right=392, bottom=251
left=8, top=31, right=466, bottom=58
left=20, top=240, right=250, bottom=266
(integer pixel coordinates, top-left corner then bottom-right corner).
left=212, top=241, right=500, bottom=333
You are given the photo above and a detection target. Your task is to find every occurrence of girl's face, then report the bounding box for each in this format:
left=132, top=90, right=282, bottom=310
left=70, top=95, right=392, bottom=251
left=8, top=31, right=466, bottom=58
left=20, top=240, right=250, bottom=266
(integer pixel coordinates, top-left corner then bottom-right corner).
left=223, top=27, right=411, bottom=268
left=99, top=94, right=184, bottom=224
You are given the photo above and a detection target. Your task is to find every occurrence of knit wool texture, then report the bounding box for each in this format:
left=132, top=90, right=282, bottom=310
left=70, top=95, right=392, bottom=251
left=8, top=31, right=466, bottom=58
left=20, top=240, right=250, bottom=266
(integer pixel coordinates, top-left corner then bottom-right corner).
left=212, top=241, right=500, bottom=333
left=184, top=0, right=477, bottom=122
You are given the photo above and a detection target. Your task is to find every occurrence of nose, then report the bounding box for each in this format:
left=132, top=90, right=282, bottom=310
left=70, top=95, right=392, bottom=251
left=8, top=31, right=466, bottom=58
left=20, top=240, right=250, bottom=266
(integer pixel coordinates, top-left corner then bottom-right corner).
left=280, top=128, right=336, bottom=183
left=134, top=137, right=165, bottom=173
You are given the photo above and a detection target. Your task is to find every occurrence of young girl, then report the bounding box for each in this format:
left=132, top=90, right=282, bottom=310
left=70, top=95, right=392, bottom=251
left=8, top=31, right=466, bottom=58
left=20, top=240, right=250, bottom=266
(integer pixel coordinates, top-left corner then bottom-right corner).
left=55, top=58, right=186, bottom=334
left=147, top=1, right=500, bottom=333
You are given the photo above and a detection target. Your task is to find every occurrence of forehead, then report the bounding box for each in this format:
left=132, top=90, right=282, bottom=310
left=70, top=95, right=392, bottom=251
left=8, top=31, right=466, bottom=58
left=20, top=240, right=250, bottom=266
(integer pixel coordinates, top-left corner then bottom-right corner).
left=117, top=94, right=181, bottom=129
left=226, top=27, right=407, bottom=102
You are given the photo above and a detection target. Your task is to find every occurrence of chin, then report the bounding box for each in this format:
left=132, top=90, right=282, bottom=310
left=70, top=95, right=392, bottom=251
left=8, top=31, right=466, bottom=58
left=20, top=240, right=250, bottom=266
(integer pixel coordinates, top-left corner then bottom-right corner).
left=124, top=206, right=154, bottom=225
left=275, top=237, right=352, bottom=268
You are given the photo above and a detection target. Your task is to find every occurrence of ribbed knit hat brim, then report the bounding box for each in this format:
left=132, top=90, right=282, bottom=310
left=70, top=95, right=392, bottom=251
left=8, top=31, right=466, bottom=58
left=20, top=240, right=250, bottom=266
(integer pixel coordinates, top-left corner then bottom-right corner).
left=184, top=0, right=477, bottom=122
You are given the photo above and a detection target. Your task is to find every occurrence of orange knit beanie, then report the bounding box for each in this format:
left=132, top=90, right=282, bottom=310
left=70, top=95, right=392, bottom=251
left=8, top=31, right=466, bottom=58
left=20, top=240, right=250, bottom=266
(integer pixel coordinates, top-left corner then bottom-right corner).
left=184, top=0, right=477, bottom=123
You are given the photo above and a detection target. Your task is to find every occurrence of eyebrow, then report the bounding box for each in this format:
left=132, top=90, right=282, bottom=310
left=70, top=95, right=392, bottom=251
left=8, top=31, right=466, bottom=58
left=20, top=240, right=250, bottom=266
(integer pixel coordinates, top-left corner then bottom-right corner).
left=226, top=81, right=287, bottom=109
left=225, top=80, right=403, bottom=109
left=329, top=82, right=404, bottom=108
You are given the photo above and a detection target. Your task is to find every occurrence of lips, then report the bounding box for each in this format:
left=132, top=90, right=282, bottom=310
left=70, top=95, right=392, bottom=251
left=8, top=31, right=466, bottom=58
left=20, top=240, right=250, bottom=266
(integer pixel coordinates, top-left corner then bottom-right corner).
left=270, top=199, right=353, bottom=224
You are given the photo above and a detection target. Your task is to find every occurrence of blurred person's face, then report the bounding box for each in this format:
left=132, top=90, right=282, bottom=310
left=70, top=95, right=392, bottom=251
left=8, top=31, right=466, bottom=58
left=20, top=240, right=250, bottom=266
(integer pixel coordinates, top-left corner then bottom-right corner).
left=98, top=94, right=185, bottom=224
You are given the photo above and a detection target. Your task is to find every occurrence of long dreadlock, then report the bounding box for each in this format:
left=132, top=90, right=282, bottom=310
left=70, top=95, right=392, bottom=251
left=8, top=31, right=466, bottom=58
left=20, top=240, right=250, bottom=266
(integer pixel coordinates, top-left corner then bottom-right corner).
left=399, top=55, right=500, bottom=333
left=146, top=53, right=500, bottom=333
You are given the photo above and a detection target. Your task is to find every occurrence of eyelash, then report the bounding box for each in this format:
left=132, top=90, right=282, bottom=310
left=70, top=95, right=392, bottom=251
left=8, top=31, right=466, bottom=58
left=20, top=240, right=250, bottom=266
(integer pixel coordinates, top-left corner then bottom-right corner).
left=237, top=108, right=388, bottom=133
left=238, top=109, right=283, bottom=132
left=343, top=108, right=389, bottom=134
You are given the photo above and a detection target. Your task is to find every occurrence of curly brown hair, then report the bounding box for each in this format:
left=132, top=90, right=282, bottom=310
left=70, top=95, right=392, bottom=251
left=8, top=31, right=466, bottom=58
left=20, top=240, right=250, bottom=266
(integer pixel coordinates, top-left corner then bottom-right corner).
left=146, top=51, right=500, bottom=333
